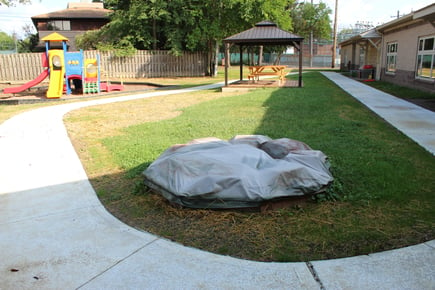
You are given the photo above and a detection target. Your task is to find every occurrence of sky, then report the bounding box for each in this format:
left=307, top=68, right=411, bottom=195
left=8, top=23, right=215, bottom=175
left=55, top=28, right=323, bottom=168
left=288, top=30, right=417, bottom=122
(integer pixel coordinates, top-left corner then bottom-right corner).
left=0, top=0, right=434, bottom=38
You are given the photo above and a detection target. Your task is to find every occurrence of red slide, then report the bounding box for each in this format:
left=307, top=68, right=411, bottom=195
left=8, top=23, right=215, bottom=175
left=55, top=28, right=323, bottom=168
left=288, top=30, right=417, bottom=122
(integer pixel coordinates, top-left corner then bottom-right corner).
left=3, top=69, right=49, bottom=94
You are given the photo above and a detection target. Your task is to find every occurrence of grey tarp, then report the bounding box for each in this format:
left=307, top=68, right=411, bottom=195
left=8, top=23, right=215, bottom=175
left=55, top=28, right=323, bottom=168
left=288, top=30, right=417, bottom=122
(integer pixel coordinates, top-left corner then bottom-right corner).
left=143, top=135, right=333, bottom=209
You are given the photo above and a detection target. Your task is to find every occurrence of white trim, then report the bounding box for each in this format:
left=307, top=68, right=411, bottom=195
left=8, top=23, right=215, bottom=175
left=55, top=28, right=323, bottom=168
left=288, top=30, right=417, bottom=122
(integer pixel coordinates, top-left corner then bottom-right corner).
left=385, top=42, right=398, bottom=74
left=415, top=35, right=435, bottom=80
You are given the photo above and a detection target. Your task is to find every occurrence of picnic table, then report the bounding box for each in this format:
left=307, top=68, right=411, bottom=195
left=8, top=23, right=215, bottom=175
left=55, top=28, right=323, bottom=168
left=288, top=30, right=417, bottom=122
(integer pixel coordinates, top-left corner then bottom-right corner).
left=248, top=65, right=287, bottom=84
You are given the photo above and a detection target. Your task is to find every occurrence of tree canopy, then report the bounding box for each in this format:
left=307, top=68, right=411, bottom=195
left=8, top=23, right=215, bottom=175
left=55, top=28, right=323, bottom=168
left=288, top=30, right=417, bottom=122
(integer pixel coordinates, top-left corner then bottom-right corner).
left=0, top=31, right=15, bottom=50
left=77, top=0, right=300, bottom=74
left=17, top=24, right=38, bottom=52
left=0, top=0, right=30, bottom=7
left=88, top=0, right=296, bottom=53
left=76, top=0, right=332, bottom=75
left=290, top=1, right=332, bottom=40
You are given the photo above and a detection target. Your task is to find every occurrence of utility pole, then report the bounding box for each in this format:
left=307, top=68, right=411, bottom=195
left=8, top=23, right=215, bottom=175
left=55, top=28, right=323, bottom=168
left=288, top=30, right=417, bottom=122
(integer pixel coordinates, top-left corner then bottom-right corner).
left=331, top=0, right=338, bottom=68
left=310, top=0, right=314, bottom=67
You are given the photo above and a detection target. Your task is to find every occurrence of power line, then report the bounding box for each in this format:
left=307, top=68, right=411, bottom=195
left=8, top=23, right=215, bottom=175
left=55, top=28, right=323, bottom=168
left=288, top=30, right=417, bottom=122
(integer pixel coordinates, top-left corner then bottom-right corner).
left=0, top=15, right=31, bottom=19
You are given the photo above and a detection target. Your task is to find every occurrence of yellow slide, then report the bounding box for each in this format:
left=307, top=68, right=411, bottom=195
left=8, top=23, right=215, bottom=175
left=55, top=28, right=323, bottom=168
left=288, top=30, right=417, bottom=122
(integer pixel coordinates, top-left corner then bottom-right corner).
left=46, top=50, right=65, bottom=99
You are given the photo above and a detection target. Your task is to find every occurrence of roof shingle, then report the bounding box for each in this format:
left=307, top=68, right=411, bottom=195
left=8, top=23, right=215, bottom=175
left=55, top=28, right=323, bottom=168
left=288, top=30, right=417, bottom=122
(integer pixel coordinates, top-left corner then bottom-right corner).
left=32, top=7, right=111, bottom=20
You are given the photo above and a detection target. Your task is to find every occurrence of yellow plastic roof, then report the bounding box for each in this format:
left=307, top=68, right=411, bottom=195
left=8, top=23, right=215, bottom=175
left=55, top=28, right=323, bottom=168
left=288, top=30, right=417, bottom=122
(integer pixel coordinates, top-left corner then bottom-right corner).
left=41, top=32, right=69, bottom=42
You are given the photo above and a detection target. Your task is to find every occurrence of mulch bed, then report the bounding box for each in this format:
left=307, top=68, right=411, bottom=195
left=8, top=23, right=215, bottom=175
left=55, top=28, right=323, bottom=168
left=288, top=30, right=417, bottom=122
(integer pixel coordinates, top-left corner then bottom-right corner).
left=405, top=98, right=435, bottom=113
left=1, top=80, right=434, bottom=113
left=0, top=81, right=163, bottom=105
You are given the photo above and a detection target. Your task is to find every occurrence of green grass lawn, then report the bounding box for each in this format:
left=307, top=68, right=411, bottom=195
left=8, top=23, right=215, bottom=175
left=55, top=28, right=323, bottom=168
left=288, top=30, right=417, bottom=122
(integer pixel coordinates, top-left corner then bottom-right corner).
left=362, top=79, right=435, bottom=99
left=65, top=71, right=435, bottom=262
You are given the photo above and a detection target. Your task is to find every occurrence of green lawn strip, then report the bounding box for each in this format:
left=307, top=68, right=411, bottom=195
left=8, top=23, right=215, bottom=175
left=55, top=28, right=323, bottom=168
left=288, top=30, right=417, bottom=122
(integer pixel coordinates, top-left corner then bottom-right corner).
left=87, top=72, right=434, bottom=262
left=356, top=78, right=435, bottom=100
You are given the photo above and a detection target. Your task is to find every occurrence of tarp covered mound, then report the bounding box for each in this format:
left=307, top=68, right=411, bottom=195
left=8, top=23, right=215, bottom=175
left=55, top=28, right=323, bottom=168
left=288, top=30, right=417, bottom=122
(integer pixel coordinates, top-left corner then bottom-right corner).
left=143, top=135, right=333, bottom=209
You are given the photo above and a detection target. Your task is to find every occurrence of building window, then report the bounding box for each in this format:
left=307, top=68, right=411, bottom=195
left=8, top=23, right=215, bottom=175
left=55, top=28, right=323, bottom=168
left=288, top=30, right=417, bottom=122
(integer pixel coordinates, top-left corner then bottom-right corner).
left=416, top=36, right=435, bottom=79
left=47, top=20, right=71, bottom=31
left=386, top=42, right=397, bottom=73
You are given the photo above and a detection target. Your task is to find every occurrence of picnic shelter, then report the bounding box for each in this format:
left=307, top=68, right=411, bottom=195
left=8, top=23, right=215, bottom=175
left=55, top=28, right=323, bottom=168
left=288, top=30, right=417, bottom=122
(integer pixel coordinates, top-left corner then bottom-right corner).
left=223, top=21, right=304, bottom=87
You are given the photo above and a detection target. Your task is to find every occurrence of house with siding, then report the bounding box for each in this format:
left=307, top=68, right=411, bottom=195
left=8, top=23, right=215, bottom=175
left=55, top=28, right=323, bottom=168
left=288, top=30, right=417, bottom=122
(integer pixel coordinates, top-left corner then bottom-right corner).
left=339, top=3, right=435, bottom=92
left=31, top=2, right=111, bottom=51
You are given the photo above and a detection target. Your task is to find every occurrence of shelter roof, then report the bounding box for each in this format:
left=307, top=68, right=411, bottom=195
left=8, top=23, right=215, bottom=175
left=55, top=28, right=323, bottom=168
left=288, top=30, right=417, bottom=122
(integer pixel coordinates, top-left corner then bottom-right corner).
left=360, top=29, right=381, bottom=39
left=224, top=21, right=304, bottom=46
left=339, top=28, right=381, bottom=46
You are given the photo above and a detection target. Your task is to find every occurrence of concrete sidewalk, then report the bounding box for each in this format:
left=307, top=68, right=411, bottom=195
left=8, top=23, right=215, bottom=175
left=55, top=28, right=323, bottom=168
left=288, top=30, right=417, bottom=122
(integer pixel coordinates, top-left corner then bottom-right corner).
left=0, top=75, right=434, bottom=289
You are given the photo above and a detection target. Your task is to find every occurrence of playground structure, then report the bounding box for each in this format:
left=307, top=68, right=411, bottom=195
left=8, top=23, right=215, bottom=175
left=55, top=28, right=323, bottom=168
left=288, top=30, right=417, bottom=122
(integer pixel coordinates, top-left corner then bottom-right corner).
left=3, top=32, right=123, bottom=98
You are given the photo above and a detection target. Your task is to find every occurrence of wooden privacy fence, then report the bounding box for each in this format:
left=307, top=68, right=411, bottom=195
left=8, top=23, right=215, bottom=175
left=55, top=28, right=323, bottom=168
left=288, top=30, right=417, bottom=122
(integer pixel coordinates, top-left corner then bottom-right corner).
left=0, top=50, right=208, bottom=82
left=0, top=53, right=46, bottom=82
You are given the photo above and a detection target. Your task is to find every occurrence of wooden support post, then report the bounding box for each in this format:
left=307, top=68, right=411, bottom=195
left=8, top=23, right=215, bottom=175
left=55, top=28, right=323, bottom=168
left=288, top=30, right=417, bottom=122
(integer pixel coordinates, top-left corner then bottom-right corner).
left=239, top=45, right=243, bottom=81
left=291, top=40, right=303, bottom=87
left=224, top=42, right=229, bottom=86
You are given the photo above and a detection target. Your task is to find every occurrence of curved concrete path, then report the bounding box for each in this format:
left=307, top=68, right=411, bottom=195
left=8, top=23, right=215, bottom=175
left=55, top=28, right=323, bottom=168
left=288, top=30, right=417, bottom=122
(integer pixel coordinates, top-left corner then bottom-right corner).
left=0, top=75, right=434, bottom=289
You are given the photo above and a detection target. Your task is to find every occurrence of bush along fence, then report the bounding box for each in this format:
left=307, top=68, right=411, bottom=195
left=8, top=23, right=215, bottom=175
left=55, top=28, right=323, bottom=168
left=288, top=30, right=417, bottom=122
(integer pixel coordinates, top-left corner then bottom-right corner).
left=0, top=50, right=208, bottom=82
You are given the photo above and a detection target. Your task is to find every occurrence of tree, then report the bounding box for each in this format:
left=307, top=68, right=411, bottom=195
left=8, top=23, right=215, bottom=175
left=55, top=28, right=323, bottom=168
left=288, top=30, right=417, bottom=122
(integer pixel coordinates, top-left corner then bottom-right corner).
left=331, top=0, right=338, bottom=68
left=181, top=0, right=296, bottom=75
left=101, top=0, right=167, bottom=51
left=17, top=24, right=38, bottom=52
left=81, top=0, right=296, bottom=75
left=0, top=25, right=38, bottom=52
left=290, top=1, right=332, bottom=67
left=0, top=0, right=30, bottom=7
left=213, top=0, right=295, bottom=73
left=290, top=1, right=332, bottom=40
left=0, top=31, right=15, bottom=51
